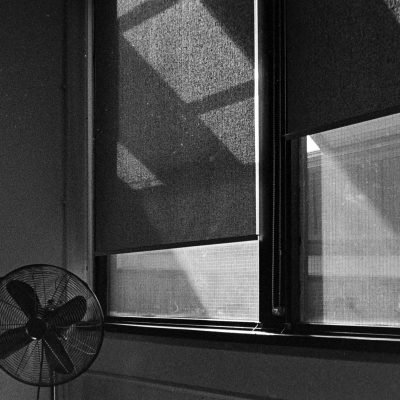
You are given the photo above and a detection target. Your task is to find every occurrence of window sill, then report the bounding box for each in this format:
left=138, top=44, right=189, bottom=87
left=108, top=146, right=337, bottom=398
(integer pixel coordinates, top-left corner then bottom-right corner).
left=103, top=320, right=400, bottom=355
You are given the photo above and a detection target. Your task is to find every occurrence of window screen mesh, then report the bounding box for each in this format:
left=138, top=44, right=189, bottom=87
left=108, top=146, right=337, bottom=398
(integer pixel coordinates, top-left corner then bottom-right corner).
left=108, top=241, right=259, bottom=321
left=301, top=114, right=400, bottom=326
left=95, top=0, right=256, bottom=252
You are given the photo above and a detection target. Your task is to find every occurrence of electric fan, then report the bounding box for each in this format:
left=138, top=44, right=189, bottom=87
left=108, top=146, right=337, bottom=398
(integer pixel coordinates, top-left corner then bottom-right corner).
left=0, top=264, right=104, bottom=398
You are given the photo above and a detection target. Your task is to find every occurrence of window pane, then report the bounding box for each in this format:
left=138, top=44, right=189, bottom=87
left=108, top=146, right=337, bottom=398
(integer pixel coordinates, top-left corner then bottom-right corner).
left=301, top=114, right=400, bottom=326
left=95, top=0, right=256, bottom=252
left=108, top=241, right=259, bottom=322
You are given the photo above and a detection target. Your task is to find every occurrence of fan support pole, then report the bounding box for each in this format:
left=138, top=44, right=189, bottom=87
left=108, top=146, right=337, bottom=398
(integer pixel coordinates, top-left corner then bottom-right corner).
left=51, top=385, right=56, bottom=400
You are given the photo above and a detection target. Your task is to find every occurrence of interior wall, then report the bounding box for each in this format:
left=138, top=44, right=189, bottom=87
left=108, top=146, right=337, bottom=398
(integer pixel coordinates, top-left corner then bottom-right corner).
left=64, top=332, right=400, bottom=400
left=0, top=0, right=65, bottom=398
left=3, top=1, right=399, bottom=399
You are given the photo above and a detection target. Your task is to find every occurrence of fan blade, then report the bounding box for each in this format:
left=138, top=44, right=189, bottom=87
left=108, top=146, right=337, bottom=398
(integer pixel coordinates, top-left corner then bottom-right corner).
left=48, top=296, right=87, bottom=328
left=0, top=327, right=32, bottom=359
left=6, top=280, right=40, bottom=318
left=43, top=331, right=74, bottom=374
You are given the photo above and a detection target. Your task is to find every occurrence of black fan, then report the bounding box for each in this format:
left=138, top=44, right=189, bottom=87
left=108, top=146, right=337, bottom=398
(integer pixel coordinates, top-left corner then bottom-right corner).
left=0, top=264, right=103, bottom=394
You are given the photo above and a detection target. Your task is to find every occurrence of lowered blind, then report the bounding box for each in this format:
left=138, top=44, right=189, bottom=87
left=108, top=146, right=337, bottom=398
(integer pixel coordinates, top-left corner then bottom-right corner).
left=95, top=0, right=256, bottom=253
left=286, top=0, right=400, bottom=136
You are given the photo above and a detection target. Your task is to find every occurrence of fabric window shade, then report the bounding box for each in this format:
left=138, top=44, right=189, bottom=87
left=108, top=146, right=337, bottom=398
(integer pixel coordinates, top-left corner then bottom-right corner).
left=95, top=0, right=256, bottom=253
left=286, top=0, right=400, bottom=136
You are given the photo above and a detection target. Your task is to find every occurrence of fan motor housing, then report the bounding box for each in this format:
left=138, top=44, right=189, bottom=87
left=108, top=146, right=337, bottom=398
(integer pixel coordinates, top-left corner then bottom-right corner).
left=25, top=318, right=47, bottom=340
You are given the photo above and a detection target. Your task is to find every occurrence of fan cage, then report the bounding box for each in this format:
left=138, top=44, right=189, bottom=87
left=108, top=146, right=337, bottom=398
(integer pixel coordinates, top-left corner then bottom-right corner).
left=0, top=264, right=104, bottom=387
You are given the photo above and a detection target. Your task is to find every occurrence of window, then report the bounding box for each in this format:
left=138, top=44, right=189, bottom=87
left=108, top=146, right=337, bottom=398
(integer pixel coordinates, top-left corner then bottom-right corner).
left=94, top=0, right=264, bottom=328
left=300, top=114, right=400, bottom=327
left=286, top=0, right=400, bottom=335
left=94, top=0, right=400, bottom=342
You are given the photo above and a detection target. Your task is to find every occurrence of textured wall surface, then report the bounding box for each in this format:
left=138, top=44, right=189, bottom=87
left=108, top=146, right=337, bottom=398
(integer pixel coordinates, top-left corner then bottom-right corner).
left=0, top=0, right=64, bottom=270
left=0, top=1, right=65, bottom=398
left=63, top=332, right=400, bottom=400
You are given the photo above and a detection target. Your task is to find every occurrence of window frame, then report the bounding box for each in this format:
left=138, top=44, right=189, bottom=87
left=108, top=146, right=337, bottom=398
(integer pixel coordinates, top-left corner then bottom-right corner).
left=93, top=0, right=279, bottom=333
left=91, top=0, right=400, bottom=349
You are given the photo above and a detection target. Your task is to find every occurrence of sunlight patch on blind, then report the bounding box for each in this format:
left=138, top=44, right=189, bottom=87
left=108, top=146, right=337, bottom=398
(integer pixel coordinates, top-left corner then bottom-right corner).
left=117, top=142, right=163, bottom=190
left=117, top=0, right=149, bottom=17
left=122, top=0, right=253, bottom=103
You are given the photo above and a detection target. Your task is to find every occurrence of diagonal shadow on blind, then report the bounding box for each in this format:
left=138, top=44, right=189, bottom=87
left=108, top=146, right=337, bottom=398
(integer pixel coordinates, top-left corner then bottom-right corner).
left=95, top=0, right=258, bottom=322
left=96, top=0, right=256, bottom=251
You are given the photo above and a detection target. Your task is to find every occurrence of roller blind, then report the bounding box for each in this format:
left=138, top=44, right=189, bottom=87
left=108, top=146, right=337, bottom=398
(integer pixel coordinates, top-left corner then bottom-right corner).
left=286, top=0, right=400, bottom=136
left=94, top=0, right=256, bottom=253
